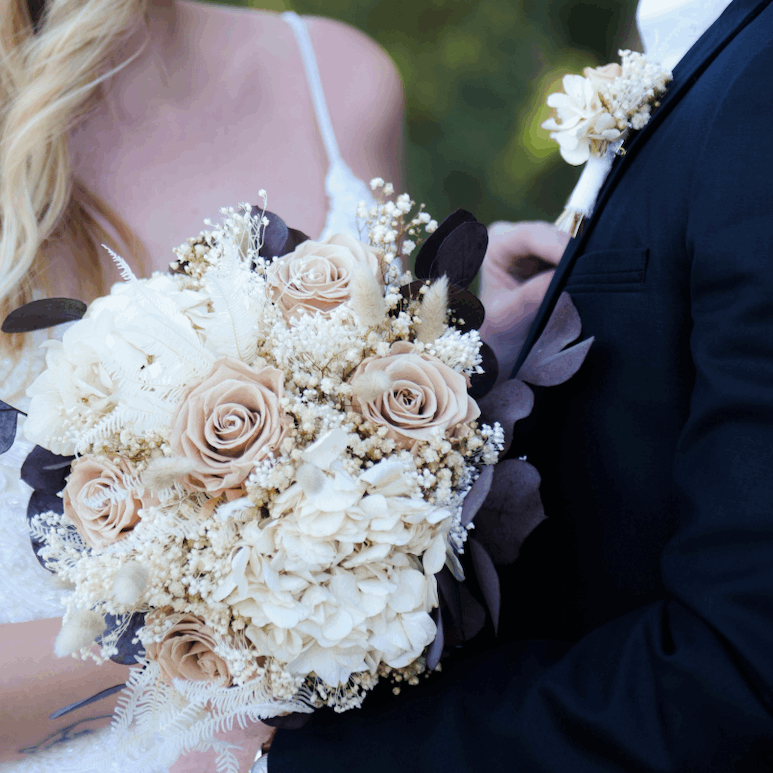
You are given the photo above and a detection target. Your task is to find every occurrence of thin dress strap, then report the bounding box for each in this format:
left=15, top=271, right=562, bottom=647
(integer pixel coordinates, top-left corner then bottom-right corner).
left=281, top=11, right=342, bottom=167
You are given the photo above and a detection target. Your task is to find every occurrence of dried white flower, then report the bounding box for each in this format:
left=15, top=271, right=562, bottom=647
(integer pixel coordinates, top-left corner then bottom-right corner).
left=55, top=609, right=106, bottom=657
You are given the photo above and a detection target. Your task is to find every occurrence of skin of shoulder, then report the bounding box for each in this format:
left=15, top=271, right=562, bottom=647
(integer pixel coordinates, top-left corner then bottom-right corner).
left=304, top=15, right=407, bottom=193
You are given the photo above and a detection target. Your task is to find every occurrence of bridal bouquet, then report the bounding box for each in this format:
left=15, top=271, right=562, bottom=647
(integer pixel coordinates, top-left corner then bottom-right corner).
left=1, top=182, right=593, bottom=770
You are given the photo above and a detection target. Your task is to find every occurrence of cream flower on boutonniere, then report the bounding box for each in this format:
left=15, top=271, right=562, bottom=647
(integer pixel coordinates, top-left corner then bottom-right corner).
left=543, top=50, right=672, bottom=235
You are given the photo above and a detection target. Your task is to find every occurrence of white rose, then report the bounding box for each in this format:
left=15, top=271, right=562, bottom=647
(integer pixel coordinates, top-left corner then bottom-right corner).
left=541, top=73, right=623, bottom=165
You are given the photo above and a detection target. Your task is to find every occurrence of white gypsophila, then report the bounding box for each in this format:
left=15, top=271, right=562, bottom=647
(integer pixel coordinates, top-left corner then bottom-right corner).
left=542, top=73, right=623, bottom=166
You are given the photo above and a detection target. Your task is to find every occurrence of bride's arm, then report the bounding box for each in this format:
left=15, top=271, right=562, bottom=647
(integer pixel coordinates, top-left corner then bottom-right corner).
left=0, top=618, right=130, bottom=764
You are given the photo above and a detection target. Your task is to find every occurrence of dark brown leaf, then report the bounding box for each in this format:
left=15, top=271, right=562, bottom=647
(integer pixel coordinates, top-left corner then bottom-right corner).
left=516, top=292, right=593, bottom=386
left=473, top=459, right=546, bottom=565
left=2, top=298, right=87, bottom=333
left=461, top=464, right=494, bottom=527
left=477, top=378, right=535, bottom=455
left=469, top=538, right=501, bottom=634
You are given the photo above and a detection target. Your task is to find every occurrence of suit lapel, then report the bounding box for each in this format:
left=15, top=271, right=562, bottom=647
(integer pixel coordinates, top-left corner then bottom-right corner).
left=510, top=0, right=773, bottom=379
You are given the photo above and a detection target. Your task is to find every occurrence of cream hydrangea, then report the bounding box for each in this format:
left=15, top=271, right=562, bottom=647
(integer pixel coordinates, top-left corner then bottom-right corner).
left=212, top=429, right=451, bottom=685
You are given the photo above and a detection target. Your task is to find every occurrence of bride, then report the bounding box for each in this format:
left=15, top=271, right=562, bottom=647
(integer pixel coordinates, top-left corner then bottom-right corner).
left=0, top=0, right=403, bottom=768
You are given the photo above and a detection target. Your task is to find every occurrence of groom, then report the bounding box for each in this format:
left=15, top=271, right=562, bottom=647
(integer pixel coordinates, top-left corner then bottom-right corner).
left=270, top=0, right=773, bottom=769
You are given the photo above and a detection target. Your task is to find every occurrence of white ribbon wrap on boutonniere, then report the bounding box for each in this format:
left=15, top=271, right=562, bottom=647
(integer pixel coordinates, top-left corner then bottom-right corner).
left=543, top=50, right=672, bottom=237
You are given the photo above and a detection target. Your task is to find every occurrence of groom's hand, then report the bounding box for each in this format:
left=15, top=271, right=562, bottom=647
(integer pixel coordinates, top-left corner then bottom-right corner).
left=478, top=221, right=568, bottom=382
left=479, top=221, right=568, bottom=334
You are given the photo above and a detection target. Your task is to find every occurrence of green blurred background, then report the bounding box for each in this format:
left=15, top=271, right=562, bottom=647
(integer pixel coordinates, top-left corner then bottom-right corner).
left=215, top=0, right=640, bottom=228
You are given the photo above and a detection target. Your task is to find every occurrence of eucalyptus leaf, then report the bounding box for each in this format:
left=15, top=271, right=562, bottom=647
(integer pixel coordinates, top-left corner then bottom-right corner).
left=26, top=489, right=64, bottom=572
left=433, top=220, right=488, bottom=290
left=99, top=612, right=147, bottom=665
left=460, top=464, right=494, bottom=527
left=436, top=567, right=486, bottom=646
left=426, top=604, right=444, bottom=670
left=21, top=446, right=72, bottom=492
left=473, top=459, right=546, bottom=565
left=1, top=297, right=86, bottom=333
left=254, top=208, right=289, bottom=260
left=516, top=292, right=594, bottom=386
left=0, top=399, right=22, bottom=455
left=468, top=342, right=498, bottom=399
left=413, top=209, right=477, bottom=281
left=399, top=280, right=485, bottom=333
left=469, top=538, right=501, bottom=634
left=477, top=378, right=535, bottom=455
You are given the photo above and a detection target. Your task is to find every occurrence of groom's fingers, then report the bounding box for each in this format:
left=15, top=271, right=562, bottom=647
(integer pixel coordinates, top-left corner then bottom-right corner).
left=486, top=221, right=569, bottom=276
left=481, top=268, right=556, bottom=334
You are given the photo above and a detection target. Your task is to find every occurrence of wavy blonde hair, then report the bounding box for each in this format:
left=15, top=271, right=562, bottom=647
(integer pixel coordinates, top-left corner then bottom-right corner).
left=0, top=0, right=152, bottom=354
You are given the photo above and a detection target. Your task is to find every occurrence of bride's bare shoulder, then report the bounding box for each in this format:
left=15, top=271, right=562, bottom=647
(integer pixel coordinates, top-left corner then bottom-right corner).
left=304, top=15, right=406, bottom=184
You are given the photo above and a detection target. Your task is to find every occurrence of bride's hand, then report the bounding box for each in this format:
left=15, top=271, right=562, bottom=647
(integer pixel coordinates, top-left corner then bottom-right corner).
left=478, top=221, right=569, bottom=382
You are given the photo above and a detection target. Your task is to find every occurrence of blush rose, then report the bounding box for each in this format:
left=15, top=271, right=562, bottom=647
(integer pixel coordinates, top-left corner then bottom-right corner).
left=266, top=233, right=383, bottom=321
left=145, top=611, right=232, bottom=686
left=350, top=341, right=480, bottom=450
left=63, top=455, right=155, bottom=549
left=169, top=358, right=291, bottom=497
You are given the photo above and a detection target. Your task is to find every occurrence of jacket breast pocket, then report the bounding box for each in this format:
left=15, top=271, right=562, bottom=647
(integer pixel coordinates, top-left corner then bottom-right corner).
left=564, top=247, right=649, bottom=292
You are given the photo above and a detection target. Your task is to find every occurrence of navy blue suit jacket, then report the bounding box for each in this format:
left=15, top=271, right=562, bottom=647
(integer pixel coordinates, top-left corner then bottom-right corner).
left=271, top=0, right=773, bottom=769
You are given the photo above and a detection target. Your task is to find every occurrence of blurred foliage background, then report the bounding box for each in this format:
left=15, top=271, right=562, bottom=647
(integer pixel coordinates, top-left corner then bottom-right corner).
left=214, top=0, right=640, bottom=228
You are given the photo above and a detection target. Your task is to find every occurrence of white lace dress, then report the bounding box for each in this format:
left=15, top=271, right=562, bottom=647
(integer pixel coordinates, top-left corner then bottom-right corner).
left=0, top=11, right=374, bottom=772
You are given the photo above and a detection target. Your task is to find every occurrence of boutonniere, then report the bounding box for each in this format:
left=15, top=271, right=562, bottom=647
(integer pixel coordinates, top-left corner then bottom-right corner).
left=543, top=50, right=672, bottom=236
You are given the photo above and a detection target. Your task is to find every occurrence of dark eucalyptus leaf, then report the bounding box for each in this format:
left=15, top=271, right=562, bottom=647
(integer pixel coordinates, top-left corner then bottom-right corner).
left=426, top=604, right=444, bottom=671
left=436, top=567, right=486, bottom=646
left=21, top=446, right=72, bottom=492
left=477, top=378, right=535, bottom=456
left=254, top=208, right=289, bottom=260
left=0, top=399, right=23, bottom=455
left=460, top=464, right=494, bottom=528
left=473, top=459, right=546, bottom=565
left=467, top=342, right=499, bottom=399
left=413, top=210, right=477, bottom=281
left=399, top=280, right=485, bottom=332
left=99, top=612, right=147, bottom=665
left=49, top=683, right=126, bottom=720
left=433, top=220, right=488, bottom=290
left=263, top=712, right=313, bottom=729
left=469, top=538, right=501, bottom=634
left=516, top=292, right=593, bottom=386
left=284, top=227, right=311, bottom=254
left=2, top=297, right=87, bottom=333
left=447, top=284, right=485, bottom=333
left=27, top=489, right=65, bottom=572
left=251, top=208, right=310, bottom=262
left=517, top=337, right=595, bottom=387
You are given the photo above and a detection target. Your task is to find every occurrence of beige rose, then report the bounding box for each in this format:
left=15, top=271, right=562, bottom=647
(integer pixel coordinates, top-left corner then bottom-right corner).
left=350, top=341, right=480, bottom=450
left=145, top=611, right=232, bottom=686
left=63, top=455, right=155, bottom=549
left=583, top=62, right=623, bottom=88
left=170, top=358, right=291, bottom=496
left=266, top=233, right=383, bottom=321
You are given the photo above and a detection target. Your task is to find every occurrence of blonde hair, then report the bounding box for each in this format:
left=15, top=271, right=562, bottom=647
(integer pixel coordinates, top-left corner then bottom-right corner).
left=0, top=0, right=152, bottom=354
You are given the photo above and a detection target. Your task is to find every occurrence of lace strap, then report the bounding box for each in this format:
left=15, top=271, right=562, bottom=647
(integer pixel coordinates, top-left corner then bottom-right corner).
left=281, top=11, right=342, bottom=167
